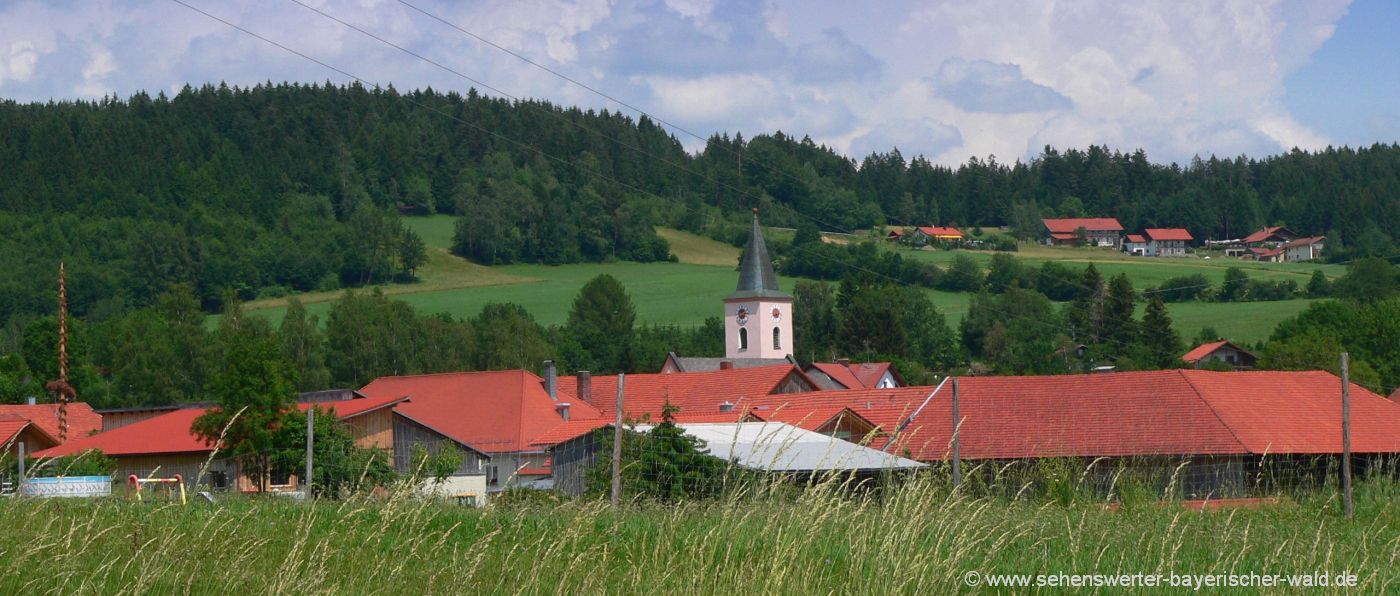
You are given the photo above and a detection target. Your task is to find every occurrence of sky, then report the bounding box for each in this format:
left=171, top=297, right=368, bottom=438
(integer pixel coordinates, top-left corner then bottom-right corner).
left=0, top=0, right=1396, bottom=166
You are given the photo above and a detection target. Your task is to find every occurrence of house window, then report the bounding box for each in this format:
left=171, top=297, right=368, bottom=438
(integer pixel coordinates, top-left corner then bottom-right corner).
left=738, top=328, right=748, bottom=351
left=773, top=327, right=781, bottom=350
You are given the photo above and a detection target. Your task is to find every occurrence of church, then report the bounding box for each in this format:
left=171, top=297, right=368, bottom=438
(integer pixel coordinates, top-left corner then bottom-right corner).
left=659, top=210, right=796, bottom=373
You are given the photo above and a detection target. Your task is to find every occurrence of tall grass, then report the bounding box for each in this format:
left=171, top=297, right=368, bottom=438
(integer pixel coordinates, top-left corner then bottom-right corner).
left=2, top=472, right=1398, bottom=594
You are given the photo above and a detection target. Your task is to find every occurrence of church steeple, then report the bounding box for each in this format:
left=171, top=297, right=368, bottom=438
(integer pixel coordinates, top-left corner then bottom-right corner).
left=728, top=209, right=790, bottom=300
left=723, top=209, right=793, bottom=360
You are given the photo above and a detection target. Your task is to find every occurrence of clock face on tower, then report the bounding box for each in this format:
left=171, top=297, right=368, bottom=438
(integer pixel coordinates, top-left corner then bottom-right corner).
left=735, top=306, right=749, bottom=326
left=770, top=306, right=782, bottom=321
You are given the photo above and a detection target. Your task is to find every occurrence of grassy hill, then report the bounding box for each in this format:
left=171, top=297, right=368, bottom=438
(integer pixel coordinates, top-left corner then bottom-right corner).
left=236, top=216, right=1326, bottom=342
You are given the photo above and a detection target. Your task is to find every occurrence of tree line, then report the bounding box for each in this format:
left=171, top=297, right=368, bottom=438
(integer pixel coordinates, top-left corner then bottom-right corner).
left=6, top=83, right=1400, bottom=331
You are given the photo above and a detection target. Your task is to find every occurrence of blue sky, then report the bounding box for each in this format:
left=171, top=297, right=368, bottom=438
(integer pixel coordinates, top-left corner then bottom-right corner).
left=0, top=0, right=1393, bottom=165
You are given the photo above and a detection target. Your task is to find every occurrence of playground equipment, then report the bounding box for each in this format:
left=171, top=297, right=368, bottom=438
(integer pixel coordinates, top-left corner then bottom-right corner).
left=128, top=474, right=186, bottom=505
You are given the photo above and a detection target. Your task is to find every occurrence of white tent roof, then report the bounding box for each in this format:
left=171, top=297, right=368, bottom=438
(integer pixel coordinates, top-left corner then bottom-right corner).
left=633, top=422, right=925, bottom=472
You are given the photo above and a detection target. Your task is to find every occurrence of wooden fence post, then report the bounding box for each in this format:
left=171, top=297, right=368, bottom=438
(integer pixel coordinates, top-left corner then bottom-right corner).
left=1341, top=352, right=1353, bottom=519
left=305, top=407, right=314, bottom=501
left=951, top=377, right=961, bottom=489
left=611, top=373, right=625, bottom=508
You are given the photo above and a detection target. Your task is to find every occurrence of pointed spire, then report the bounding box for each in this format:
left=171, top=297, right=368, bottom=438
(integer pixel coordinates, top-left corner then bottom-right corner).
left=728, top=209, right=789, bottom=300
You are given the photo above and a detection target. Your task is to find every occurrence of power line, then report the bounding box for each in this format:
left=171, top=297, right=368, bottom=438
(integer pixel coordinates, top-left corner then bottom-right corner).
left=165, top=0, right=1374, bottom=363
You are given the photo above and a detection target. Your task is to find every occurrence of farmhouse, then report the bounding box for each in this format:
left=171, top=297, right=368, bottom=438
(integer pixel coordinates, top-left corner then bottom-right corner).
left=357, top=366, right=603, bottom=496
left=36, top=393, right=409, bottom=492
left=1123, top=234, right=1148, bottom=255
left=912, top=226, right=964, bottom=244
left=884, top=228, right=906, bottom=242
left=1182, top=340, right=1258, bottom=370
left=1281, top=236, right=1326, bottom=263
left=1242, top=226, right=1297, bottom=247
left=1042, top=218, right=1124, bottom=247
left=1143, top=228, right=1193, bottom=257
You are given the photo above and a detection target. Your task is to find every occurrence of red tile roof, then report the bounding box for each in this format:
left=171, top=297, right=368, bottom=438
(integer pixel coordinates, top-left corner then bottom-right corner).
left=1280, top=236, right=1325, bottom=249
left=37, top=408, right=210, bottom=458
left=1125, top=234, right=1146, bottom=243
left=556, top=365, right=818, bottom=421
left=1181, top=340, right=1255, bottom=364
left=0, top=417, right=57, bottom=448
left=1242, top=226, right=1294, bottom=244
left=850, top=362, right=897, bottom=388
left=35, top=394, right=413, bottom=459
left=742, top=370, right=1400, bottom=461
left=0, top=403, right=102, bottom=442
left=917, top=226, right=964, bottom=238
left=361, top=370, right=604, bottom=454
left=1043, top=218, right=1125, bottom=233
left=807, top=363, right=864, bottom=389
left=1145, top=228, right=1193, bottom=242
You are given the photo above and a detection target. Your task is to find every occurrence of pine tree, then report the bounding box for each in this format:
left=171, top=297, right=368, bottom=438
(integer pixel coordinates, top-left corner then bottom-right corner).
left=1067, top=263, right=1105, bottom=342
left=1140, top=295, right=1182, bottom=367
left=566, top=274, right=636, bottom=374
left=1101, top=273, right=1138, bottom=347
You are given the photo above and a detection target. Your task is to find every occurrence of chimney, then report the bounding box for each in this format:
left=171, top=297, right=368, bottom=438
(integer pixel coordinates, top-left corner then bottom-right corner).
left=555, top=402, right=571, bottom=421
left=577, top=371, right=592, bottom=405
left=544, top=360, right=557, bottom=400
left=719, top=360, right=734, bottom=370
left=26, top=396, right=36, bottom=406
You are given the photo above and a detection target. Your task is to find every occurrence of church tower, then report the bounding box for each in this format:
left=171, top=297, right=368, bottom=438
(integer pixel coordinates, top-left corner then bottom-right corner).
left=725, top=210, right=793, bottom=360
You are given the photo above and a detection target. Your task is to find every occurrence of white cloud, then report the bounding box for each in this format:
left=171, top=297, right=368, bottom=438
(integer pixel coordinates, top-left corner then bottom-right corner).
left=1, top=41, right=43, bottom=86
left=645, top=73, right=782, bottom=125
left=0, top=0, right=1356, bottom=166
left=75, top=46, right=117, bottom=97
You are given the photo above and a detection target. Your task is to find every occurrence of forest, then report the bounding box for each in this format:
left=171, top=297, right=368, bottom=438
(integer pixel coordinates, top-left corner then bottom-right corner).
left=4, top=82, right=1400, bottom=332
left=3, top=83, right=1400, bottom=405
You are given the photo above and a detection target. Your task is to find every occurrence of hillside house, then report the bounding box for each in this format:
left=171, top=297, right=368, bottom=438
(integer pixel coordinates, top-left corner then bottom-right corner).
left=1144, top=228, right=1193, bottom=257
left=885, top=228, right=906, bottom=242
left=37, top=394, right=408, bottom=492
left=1042, top=218, right=1124, bottom=247
left=1123, top=234, right=1149, bottom=255
left=1281, top=236, right=1325, bottom=262
left=912, top=226, right=964, bottom=244
left=1246, top=247, right=1285, bottom=263
left=1242, top=226, right=1297, bottom=247
left=1182, top=340, right=1257, bottom=369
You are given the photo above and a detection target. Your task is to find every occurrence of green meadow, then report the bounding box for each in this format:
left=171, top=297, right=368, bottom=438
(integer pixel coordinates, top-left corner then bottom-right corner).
left=2, top=476, right=1397, bottom=593
left=236, top=216, right=1325, bottom=342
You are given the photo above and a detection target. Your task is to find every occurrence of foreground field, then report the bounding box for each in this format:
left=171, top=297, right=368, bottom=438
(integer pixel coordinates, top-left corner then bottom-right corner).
left=3, top=478, right=1397, bottom=593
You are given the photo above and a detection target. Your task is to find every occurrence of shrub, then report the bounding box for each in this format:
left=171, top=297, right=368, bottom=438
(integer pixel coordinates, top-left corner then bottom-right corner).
left=1154, top=274, right=1210, bottom=302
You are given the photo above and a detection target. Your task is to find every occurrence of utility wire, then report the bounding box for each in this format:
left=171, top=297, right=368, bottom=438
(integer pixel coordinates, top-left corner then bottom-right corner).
left=167, top=0, right=1384, bottom=360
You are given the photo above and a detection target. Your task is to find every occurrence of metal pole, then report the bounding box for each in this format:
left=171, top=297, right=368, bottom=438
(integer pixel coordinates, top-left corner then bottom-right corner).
left=611, top=373, right=625, bottom=508
left=951, top=377, right=961, bottom=489
left=305, top=408, right=314, bottom=500
left=1341, top=352, right=1353, bottom=519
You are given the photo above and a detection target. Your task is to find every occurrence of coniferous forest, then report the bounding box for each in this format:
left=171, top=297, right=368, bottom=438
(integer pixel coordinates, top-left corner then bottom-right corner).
left=3, top=82, right=1400, bottom=409
left=4, top=82, right=1400, bottom=328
